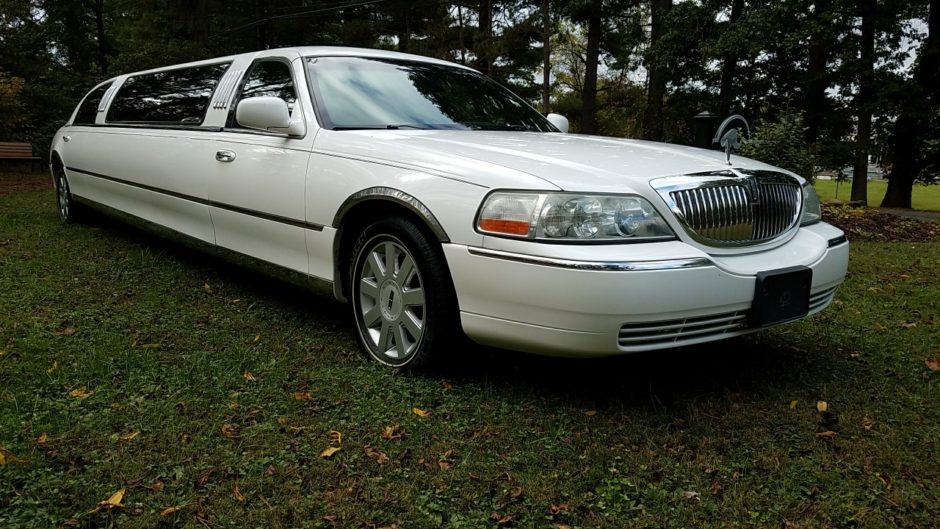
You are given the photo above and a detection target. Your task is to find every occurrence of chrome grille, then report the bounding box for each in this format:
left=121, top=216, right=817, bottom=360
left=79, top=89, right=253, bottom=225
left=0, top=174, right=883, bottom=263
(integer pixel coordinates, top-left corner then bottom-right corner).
left=618, top=310, right=748, bottom=349
left=653, top=171, right=802, bottom=247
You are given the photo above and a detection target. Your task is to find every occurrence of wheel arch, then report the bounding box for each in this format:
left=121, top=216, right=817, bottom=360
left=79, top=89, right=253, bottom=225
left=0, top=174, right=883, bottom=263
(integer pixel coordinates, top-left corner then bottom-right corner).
left=331, top=187, right=450, bottom=302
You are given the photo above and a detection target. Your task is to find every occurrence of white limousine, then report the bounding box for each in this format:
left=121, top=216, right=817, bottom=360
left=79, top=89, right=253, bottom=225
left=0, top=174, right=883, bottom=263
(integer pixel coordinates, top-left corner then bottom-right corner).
left=50, top=46, right=849, bottom=369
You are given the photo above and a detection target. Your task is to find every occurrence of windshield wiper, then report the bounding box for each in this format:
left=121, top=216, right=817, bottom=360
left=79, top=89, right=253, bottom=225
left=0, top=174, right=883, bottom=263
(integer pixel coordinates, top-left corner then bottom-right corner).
left=332, top=124, right=430, bottom=131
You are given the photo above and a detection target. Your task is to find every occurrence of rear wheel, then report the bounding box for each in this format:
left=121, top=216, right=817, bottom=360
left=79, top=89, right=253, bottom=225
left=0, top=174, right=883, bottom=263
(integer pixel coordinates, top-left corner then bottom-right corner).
left=53, top=165, right=85, bottom=223
left=349, top=217, right=457, bottom=370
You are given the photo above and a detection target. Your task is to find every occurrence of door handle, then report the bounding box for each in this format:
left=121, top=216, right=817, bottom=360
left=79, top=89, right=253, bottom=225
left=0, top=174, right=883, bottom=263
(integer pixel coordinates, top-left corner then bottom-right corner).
left=215, top=150, right=236, bottom=163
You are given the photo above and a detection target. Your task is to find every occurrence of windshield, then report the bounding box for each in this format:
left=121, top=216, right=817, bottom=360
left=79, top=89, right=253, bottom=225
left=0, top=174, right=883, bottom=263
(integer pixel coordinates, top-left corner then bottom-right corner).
left=305, top=56, right=556, bottom=132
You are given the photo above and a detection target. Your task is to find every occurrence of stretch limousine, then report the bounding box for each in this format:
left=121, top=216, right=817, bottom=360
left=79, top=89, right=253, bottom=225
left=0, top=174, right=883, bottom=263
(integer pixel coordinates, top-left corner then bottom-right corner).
left=50, top=46, right=849, bottom=369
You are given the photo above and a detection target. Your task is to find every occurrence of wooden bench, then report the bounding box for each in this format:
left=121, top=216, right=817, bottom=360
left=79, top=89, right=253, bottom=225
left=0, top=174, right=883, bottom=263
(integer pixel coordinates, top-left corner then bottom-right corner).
left=0, top=142, right=42, bottom=171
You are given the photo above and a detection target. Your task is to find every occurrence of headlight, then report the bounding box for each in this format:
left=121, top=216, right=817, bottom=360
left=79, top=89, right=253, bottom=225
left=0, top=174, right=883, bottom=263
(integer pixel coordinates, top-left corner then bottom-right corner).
left=477, top=192, right=675, bottom=242
left=801, top=184, right=821, bottom=226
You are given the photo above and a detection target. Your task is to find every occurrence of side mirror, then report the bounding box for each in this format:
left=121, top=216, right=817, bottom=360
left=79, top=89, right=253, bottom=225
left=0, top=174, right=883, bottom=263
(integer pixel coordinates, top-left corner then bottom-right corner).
left=235, top=96, right=305, bottom=137
left=546, top=113, right=569, bottom=133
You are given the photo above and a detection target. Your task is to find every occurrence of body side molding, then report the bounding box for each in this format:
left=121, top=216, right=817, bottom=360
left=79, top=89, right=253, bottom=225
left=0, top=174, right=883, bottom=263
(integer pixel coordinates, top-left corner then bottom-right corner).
left=332, top=187, right=450, bottom=242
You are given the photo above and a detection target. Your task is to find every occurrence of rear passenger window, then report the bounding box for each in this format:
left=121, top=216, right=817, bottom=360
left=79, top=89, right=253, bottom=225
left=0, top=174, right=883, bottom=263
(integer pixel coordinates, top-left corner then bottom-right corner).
left=229, top=60, right=297, bottom=128
left=107, top=63, right=230, bottom=125
left=73, top=82, right=112, bottom=126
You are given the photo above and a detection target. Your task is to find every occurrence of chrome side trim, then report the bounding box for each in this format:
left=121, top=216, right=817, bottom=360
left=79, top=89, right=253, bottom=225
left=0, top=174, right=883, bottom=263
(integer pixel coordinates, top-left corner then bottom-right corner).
left=72, top=195, right=337, bottom=299
left=467, top=247, right=713, bottom=271
left=332, top=187, right=449, bottom=242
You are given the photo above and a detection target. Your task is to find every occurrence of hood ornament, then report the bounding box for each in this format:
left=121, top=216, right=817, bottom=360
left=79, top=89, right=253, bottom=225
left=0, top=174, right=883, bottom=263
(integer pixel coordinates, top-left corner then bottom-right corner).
left=712, top=114, right=751, bottom=166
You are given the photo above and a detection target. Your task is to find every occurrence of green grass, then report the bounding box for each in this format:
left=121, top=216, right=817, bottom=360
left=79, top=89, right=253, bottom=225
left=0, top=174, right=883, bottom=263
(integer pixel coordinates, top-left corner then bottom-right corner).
left=2, top=184, right=939, bottom=528
left=814, top=179, right=940, bottom=211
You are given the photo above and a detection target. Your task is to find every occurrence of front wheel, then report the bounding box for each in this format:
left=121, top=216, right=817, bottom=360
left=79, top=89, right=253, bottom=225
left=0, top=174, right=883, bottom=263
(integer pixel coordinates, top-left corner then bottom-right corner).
left=349, top=217, right=458, bottom=370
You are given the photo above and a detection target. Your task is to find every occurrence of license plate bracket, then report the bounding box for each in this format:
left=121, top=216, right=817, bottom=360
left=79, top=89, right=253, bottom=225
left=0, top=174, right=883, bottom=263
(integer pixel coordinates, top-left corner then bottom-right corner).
left=749, top=266, right=812, bottom=327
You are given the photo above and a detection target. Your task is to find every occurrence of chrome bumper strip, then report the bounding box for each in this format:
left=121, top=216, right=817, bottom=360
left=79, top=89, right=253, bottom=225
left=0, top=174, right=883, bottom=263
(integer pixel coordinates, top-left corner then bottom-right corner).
left=467, top=247, right=713, bottom=271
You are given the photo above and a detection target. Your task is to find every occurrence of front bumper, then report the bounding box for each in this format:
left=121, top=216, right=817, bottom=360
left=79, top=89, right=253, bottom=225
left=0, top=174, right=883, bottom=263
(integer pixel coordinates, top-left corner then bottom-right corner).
left=442, top=222, right=849, bottom=357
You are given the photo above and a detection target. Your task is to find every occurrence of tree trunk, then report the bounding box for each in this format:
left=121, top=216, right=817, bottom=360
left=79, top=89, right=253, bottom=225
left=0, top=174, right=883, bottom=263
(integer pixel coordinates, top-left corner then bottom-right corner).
left=717, top=0, right=744, bottom=118
left=476, top=0, right=493, bottom=76
left=804, top=0, right=831, bottom=143
left=581, top=0, right=602, bottom=134
left=92, top=0, right=109, bottom=75
left=541, top=0, right=551, bottom=113
left=642, top=0, right=672, bottom=141
left=398, top=7, right=411, bottom=52
left=255, top=0, right=269, bottom=50
left=882, top=0, right=939, bottom=207
left=851, top=0, right=876, bottom=204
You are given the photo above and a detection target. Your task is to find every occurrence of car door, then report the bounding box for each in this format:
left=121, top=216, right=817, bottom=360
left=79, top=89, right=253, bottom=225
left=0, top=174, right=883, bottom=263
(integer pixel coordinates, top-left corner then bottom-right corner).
left=208, top=57, right=314, bottom=273
left=70, top=63, right=231, bottom=244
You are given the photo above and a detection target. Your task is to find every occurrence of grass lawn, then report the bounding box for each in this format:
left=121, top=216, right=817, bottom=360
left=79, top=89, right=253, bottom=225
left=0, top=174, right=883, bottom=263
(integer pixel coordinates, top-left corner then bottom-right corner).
left=2, top=180, right=939, bottom=528
left=813, top=179, right=940, bottom=211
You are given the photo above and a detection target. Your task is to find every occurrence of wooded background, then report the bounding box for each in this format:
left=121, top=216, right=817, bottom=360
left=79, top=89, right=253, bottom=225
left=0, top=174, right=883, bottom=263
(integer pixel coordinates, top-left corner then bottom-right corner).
left=0, top=0, right=937, bottom=207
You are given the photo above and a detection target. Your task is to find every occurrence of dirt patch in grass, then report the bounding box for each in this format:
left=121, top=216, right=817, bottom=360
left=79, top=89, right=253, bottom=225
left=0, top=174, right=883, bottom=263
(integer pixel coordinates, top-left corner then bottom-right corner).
left=0, top=171, right=51, bottom=197
left=822, top=204, right=940, bottom=242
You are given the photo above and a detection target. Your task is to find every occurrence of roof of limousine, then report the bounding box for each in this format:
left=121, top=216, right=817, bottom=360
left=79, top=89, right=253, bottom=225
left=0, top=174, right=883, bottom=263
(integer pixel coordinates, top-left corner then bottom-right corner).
left=112, top=46, right=474, bottom=81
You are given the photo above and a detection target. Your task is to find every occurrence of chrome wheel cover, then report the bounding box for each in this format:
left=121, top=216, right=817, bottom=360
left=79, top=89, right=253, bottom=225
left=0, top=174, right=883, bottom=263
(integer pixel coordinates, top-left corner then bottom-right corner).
left=55, top=170, right=69, bottom=220
left=357, top=238, right=426, bottom=363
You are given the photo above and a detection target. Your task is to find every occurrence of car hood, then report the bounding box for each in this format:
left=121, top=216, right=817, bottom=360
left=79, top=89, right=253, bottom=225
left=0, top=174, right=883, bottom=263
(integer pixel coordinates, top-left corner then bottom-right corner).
left=314, top=129, right=794, bottom=192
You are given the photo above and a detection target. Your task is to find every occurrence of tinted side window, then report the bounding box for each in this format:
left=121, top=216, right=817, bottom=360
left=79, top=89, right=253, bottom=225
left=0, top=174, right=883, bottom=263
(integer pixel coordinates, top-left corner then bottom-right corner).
left=229, top=61, right=297, bottom=128
left=73, top=82, right=113, bottom=126
left=107, top=63, right=230, bottom=124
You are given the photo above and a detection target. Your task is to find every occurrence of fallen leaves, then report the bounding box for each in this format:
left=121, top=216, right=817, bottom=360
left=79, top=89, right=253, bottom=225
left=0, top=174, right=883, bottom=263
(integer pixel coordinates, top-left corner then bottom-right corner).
left=293, top=391, right=313, bottom=401
left=54, top=326, right=77, bottom=336
left=243, top=371, right=256, bottom=381
left=232, top=482, right=246, bottom=502
left=47, top=360, right=59, bottom=373
left=0, top=446, right=23, bottom=466
left=118, top=431, right=140, bottom=443
left=584, top=410, right=598, bottom=417
left=320, top=446, right=341, bottom=458
left=380, top=425, right=403, bottom=440
left=159, top=505, right=183, bottom=516
left=36, top=433, right=48, bottom=444
left=816, top=401, right=828, bottom=412
left=862, top=417, right=876, bottom=430
left=364, top=445, right=390, bottom=465
left=816, top=431, right=837, bottom=439
left=412, top=407, right=431, bottom=417
left=220, top=424, right=238, bottom=438
left=789, top=400, right=798, bottom=410
left=682, top=490, right=701, bottom=501
left=438, top=449, right=455, bottom=471
left=321, top=430, right=343, bottom=459
left=925, top=357, right=940, bottom=372
left=69, top=387, right=93, bottom=398
left=88, top=488, right=125, bottom=514
left=490, top=512, right=513, bottom=525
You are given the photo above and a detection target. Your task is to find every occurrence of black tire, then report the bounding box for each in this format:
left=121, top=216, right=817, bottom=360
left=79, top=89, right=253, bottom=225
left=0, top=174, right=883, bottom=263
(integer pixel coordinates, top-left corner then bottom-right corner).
left=53, top=164, right=86, bottom=223
left=348, top=217, right=459, bottom=370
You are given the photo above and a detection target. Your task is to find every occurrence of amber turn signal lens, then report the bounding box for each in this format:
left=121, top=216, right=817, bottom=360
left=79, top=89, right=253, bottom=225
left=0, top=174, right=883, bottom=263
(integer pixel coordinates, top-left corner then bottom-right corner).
left=478, top=218, right=530, bottom=236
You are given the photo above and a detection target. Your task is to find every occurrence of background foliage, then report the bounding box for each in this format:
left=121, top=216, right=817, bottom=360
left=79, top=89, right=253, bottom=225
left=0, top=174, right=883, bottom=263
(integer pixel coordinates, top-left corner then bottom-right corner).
left=0, top=0, right=937, bottom=206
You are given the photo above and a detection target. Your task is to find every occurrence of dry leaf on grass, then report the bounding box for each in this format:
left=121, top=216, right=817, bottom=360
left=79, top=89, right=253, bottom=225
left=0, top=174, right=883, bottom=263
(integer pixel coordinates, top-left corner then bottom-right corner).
left=862, top=417, right=876, bottom=430
left=925, top=357, right=940, bottom=372
left=36, top=433, right=48, bottom=444
left=328, top=430, right=342, bottom=446
left=54, top=326, right=77, bottom=336
left=47, top=360, right=59, bottom=373
left=220, top=424, right=238, bottom=438
left=682, top=491, right=701, bottom=501
left=816, top=401, right=828, bottom=412
left=233, top=482, right=246, bottom=502
left=243, top=371, right=256, bottom=381
left=364, top=445, right=390, bottom=465
left=160, top=506, right=183, bottom=516
left=88, top=488, right=125, bottom=514
left=118, top=431, right=140, bottom=443
left=584, top=410, right=597, bottom=416
left=293, top=391, right=313, bottom=401
left=69, top=387, right=93, bottom=398
left=381, top=425, right=403, bottom=440
left=320, top=446, right=341, bottom=458
left=0, top=446, right=23, bottom=466
left=412, top=407, right=430, bottom=417
left=816, top=431, right=837, bottom=438
left=789, top=400, right=798, bottom=410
